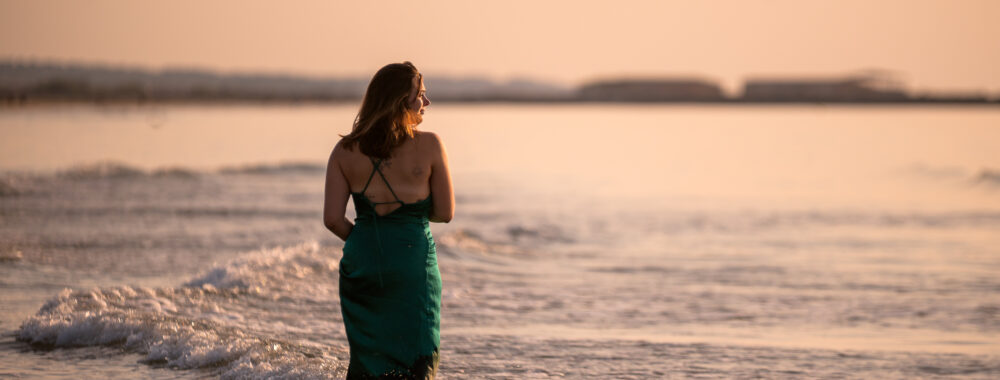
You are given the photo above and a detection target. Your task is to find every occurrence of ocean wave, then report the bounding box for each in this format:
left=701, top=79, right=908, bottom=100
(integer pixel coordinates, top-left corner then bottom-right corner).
left=0, top=249, right=23, bottom=262
left=745, top=211, right=998, bottom=230
left=435, top=229, right=528, bottom=258
left=150, top=167, right=200, bottom=178
left=0, top=173, right=51, bottom=196
left=18, top=287, right=343, bottom=379
left=506, top=224, right=574, bottom=244
left=57, top=161, right=199, bottom=180
left=39, top=205, right=318, bottom=219
left=17, top=243, right=348, bottom=379
left=58, top=161, right=147, bottom=179
left=644, top=210, right=1000, bottom=235
left=185, top=242, right=337, bottom=292
left=0, top=177, right=21, bottom=196
left=16, top=160, right=326, bottom=182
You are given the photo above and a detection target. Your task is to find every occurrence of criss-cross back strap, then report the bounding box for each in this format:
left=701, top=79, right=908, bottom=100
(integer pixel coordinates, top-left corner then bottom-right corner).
left=361, top=157, right=404, bottom=205
left=359, top=157, right=405, bottom=289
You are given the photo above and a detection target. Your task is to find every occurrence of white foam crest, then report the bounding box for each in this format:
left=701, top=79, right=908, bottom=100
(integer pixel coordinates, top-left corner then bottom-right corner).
left=185, top=242, right=338, bottom=293
left=18, top=276, right=345, bottom=378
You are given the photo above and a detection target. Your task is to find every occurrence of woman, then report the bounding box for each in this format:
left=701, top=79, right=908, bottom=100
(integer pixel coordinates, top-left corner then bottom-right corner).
left=324, top=61, right=454, bottom=379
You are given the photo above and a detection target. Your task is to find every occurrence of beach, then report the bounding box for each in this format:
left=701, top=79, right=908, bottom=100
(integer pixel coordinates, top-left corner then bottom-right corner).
left=2, top=104, right=999, bottom=378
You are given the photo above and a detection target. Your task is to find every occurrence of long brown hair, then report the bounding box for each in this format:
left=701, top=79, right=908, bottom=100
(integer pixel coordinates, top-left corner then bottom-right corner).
left=341, top=61, right=422, bottom=159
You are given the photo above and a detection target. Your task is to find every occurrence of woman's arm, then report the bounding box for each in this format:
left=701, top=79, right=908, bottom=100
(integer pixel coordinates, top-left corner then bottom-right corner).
left=323, top=142, right=354, bottom=240
left=427, top=132, right=454, bottom=223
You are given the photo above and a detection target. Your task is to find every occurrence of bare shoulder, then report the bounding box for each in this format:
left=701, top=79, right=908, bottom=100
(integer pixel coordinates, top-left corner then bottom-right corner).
left=331, top=138, right=354, bottom=159
left=414, top=130, right=444, bottom=152
left=329, top=139, right=357, bottom=173
left=333, top=138, right=348, bottom=153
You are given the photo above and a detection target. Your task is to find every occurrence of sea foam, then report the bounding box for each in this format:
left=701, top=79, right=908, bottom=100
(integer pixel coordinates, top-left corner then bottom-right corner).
left=17, top=243, right=347, bottom=379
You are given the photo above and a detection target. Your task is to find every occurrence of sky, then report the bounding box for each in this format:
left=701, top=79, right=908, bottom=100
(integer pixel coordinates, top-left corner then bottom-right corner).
left=1, top=0, right=998, bottom=94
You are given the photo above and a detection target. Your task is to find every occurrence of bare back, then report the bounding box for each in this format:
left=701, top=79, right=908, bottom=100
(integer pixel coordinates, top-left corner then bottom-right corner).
left=338, top=131, right=437, bottom=216
left=325, top=130, right=453, bottom=239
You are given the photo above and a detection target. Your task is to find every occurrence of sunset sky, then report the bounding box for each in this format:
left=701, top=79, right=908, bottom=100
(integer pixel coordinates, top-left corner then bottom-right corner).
left=1, top=0, right=997, bottom=94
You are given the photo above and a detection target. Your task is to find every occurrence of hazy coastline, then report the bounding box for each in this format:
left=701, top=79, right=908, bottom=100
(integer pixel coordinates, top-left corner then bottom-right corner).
left=3, top=61, right=997, bottom=106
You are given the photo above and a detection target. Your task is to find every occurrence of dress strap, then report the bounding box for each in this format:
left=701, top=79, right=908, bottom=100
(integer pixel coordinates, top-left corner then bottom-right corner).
left=360, top=157, right=380, bottom=194
left=368, top=157, right=404, bottom=205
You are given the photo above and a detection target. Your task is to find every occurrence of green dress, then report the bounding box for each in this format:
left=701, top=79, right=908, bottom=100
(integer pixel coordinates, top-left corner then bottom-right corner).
left=340, top=157, right=441, bottom=379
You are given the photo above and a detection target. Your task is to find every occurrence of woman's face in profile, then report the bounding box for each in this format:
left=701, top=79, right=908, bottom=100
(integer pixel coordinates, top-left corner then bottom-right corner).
left=408, top=76, right=430, bottom=116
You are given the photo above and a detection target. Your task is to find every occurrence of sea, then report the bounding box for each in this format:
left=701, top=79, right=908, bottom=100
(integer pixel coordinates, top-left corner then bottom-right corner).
left=1, top=104, right=999, bottom=379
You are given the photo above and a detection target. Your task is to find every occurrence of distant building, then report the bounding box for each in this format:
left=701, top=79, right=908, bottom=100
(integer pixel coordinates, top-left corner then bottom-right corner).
left=579, top=79, right=725, bottom=102
left=743, top=73, right=908, bottom=102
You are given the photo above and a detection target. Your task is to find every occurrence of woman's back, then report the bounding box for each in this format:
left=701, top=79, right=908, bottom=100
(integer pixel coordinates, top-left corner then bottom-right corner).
left=340, top=131, right=433, bottom=208
left=333, top=130, right=450, bottom=219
